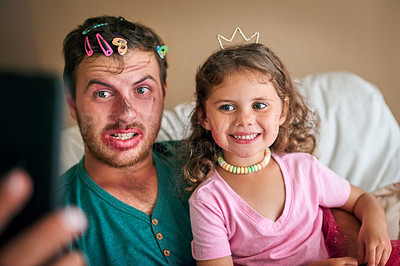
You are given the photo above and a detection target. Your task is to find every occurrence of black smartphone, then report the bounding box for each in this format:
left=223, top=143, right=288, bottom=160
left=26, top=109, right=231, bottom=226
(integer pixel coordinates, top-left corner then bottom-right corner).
left=0, top=70, right=63, bottom=246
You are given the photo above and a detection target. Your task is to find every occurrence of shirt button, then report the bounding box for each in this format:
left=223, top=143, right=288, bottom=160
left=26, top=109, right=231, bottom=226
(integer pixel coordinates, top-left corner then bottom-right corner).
left=156, top=233, right=163, bottom=240
left=152, top=218, right=158, bottom=225
left=163, top=249, right=170, bottom=257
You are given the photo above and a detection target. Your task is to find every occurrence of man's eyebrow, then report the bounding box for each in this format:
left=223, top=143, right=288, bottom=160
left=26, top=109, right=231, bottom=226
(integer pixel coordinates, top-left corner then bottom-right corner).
left=85, top=75, right=157, bottom=92
left=135, top=75, right=157, bottom=85
left=85, top=79, right=111, bottom=92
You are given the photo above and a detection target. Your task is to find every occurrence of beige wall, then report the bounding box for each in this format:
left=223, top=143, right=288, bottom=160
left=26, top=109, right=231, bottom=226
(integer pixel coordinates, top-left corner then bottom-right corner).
left=1, top=0, right=399, bottom=126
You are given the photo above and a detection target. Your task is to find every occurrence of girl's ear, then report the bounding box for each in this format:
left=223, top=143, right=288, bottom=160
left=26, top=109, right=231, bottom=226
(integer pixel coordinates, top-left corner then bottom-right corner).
left=197, top=105, right=211, bottom=130
left=279, top=97, right=289, bottom=125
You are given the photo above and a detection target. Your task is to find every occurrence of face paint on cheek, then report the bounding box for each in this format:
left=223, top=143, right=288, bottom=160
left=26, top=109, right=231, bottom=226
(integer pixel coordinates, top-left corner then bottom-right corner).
left=76, top=111, right=99, bottom=135
left=136, top=96, right=156, bottom=120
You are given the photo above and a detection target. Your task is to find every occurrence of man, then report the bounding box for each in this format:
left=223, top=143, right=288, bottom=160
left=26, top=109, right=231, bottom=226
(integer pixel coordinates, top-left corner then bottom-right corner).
left=62, top=16, right=194, bottom=265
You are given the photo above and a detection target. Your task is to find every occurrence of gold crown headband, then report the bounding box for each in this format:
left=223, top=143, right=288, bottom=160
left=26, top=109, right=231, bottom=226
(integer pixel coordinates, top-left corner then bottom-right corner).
left=217, top=27, right=259, bottom=50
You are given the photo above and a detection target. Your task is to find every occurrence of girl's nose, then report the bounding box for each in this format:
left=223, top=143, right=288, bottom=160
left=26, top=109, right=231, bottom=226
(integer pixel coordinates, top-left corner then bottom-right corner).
left=234, top=110, right=255, bottom=127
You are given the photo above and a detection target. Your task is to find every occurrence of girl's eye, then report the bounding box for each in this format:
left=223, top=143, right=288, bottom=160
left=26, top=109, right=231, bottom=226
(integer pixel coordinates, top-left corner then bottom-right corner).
left=219, top=104, right=234, bottom=111
left=136, top=87, right=150, bottom=94
left=94, top=91, right=112, bottom=98
left=253, top=102, right=267, bottom=110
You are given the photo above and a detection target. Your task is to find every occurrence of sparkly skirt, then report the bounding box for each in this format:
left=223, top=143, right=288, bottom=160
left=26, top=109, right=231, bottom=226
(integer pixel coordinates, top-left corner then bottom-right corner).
left=322, top=207, right=400, bottom=265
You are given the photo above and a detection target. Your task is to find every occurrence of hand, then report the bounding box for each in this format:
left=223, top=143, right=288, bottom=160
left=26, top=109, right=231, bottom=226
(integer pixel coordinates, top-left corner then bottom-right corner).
left=357, top=221, right=392, bottom=266
left=308, top=257, right=358, bottom=266
left=0, top=169, right=88, bottom=266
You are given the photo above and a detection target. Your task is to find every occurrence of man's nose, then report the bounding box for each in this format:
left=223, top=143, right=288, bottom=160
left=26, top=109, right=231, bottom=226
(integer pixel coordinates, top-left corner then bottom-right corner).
left=112, top=96, right=137, bottom=123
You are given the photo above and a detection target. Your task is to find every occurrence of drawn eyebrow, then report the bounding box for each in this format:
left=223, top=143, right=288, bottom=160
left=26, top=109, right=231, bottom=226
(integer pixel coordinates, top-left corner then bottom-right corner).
left=85, top=75, right=157, bottom=93
left=85, top=80, right=111, bottom=91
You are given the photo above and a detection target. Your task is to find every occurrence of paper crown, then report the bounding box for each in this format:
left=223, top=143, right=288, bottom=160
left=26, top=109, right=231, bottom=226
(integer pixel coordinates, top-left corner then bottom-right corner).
left=217, top=27, right=260, bottom=49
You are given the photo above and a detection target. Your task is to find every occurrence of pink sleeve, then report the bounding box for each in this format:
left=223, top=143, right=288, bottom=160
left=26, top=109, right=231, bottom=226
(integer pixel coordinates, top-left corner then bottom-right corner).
left=189, top=196, right=232, bottom=261
left=311, top=156, right=351, bottom=208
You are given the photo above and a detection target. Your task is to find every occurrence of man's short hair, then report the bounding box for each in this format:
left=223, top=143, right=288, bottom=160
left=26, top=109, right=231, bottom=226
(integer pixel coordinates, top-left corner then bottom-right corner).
left=63, top=16, right=168, bottom=99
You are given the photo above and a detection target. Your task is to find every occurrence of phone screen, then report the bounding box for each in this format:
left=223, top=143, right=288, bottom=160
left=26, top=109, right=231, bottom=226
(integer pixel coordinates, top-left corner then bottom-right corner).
left=0, top=71, right=63, bottom=246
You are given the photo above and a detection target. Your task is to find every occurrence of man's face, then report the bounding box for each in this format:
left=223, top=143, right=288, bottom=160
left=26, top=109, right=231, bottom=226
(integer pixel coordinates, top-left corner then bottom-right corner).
left=68, top=50, right=165, bottom=168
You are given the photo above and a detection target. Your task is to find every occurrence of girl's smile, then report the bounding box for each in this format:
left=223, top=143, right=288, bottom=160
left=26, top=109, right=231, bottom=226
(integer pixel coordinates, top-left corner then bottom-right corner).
left=229, top=132, right=261, bottom=143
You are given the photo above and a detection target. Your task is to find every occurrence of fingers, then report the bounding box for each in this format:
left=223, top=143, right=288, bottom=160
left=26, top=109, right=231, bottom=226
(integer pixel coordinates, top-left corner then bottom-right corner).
left=364, top=244, right=376, bottom=266
left=52, top=251, right=87, bottom=266
left=345, top=258, right=358, bottom=265
left=357, top=241, right=365, bottom=264
left=362, top=240, right=392, bottom=266
left=0, top=169, right=32, bottom=231
left=337, top=257, right=358, bottom=265
left=379, top=246, right=392, bottom=266
left=374, top=241, right=392, bottom=266
left=0, top=207, right=87, bottom=266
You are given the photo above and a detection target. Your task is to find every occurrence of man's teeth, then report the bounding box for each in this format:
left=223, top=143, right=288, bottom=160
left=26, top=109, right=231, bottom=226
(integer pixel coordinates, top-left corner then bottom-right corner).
left=232, top=134, right=258, bottom=140
left=111, top=133, right=136, bottom=140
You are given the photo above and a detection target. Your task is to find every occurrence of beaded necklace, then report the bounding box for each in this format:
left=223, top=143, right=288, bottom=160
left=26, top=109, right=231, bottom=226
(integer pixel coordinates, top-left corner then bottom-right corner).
left=217, top=148, right=271, bottom=175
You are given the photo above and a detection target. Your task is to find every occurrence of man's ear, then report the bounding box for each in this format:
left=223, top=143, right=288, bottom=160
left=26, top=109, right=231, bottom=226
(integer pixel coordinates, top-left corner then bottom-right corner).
left=197, top=104, right=211, bottom=130
left=279, top=97, right=289, bottom=125
left=65, top=87, right=77, bottom=121
left=163, top=80, right=167, bottom=100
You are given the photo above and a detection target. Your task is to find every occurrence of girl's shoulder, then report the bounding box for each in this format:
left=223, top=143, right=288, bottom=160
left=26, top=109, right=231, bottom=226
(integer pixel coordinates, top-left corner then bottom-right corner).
left=273, top=152, right=323, bottom=174
left=189, top=170, right=228, bottom=202
left=273, top=151, right=316, bottom=164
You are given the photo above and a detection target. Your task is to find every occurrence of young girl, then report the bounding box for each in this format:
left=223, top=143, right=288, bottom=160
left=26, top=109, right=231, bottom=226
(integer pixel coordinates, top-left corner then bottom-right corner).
left=183, top=43, right=396, bottom=265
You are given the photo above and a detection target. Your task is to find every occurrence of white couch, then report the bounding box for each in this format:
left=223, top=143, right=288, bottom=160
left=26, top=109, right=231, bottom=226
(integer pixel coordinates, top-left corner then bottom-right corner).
left=60, top=71, right=400, bottom=239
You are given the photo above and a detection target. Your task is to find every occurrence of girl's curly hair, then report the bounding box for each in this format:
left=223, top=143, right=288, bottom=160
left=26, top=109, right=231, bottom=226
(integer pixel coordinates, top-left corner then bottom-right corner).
left=183, top=43, right=319, bottom=192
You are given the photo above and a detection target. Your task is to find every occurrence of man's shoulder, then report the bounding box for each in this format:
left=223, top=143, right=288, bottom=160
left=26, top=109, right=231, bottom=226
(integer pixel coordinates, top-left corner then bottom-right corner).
left=152, top=140, right=191, bottom=165
left=152, top=140, right=190, bottom=155
left=59, top=161, right=82, bottom=187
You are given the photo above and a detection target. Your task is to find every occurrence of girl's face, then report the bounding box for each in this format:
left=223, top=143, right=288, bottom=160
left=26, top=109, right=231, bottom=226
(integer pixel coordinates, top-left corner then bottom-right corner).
left=201, top=71, right=288, bottom=165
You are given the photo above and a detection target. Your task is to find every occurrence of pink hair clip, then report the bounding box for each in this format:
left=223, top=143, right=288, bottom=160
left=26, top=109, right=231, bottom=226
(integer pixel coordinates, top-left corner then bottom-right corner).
left=84, top=36, right=94, bottom=57
left=96, top=33, right=113, bottom=56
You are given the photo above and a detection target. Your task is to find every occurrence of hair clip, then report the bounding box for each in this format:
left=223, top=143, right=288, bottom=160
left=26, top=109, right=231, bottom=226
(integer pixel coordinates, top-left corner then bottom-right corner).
left=82, top=23, right=108, bottom=35
left=96, top=33, right=113, bottom=56
left=217, top=27, right=259, bottom=50
left=84, top=36, right=94, bottom=57
left=157, top=45, right=168, bottom=59
left=112, top=37, right=128, bottom=55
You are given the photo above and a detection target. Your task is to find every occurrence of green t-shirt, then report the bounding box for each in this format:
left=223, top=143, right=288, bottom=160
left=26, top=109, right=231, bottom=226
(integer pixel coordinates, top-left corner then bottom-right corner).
left=61, top=141, right=195, bottom=265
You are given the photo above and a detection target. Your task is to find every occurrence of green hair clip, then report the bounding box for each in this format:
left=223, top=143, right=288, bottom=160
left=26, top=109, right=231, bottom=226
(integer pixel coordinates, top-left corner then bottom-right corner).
left=82, top=23, right=108, bottom=35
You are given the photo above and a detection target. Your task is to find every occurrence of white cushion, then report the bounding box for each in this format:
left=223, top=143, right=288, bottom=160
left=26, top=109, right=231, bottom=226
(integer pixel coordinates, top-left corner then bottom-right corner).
left=299, top=71, right=400, bottom=192
left=60, top=72, right=400, bottom=192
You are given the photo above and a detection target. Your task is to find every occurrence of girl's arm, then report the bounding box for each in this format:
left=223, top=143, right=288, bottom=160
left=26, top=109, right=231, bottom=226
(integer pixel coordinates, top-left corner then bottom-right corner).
left=197, top=256, right=233, bottom=266
left=339, top=184, right=392, bottom=265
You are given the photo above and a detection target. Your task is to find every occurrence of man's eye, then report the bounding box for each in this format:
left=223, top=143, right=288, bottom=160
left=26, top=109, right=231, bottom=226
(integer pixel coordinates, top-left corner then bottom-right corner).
left=136, top=87, right=149, bottom=94
left=219, top=105, right=234, bottom=111
left=253, top=102, right=267, bottom=110
left=94, top=91, right=111, bottom=98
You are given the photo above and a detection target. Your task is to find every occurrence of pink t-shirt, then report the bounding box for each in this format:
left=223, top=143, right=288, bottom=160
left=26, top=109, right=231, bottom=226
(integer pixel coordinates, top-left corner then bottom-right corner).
left=189, top=152, right=351, bottom=265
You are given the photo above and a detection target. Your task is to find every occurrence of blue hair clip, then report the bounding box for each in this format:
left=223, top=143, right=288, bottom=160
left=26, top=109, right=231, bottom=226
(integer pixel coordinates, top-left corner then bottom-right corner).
left=157, top=45, right=168, bottom=59
left=82, top=23, right=108, bottom=35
